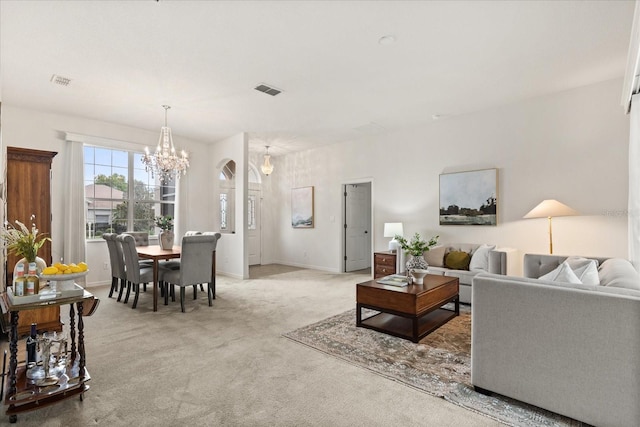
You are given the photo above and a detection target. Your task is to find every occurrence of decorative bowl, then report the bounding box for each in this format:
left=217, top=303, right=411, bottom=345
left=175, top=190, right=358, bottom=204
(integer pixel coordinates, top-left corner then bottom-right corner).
left=39, top=270, right=89, bottom=282
left=410, top=268, right=428, bottom=284
left=39, top=270, right=89, bottom=289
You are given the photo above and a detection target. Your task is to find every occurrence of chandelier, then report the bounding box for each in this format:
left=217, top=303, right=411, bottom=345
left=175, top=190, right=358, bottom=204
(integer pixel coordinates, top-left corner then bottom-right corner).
left=261, top=145, right=274, bottom=175
left=141, top=105, right=189, bottom=183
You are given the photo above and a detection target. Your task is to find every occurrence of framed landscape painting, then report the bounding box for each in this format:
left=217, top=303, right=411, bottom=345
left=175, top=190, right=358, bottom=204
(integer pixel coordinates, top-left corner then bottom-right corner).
left=439, top=168, right=497, bottom=225
left=292, top=186, right=314, bottom=228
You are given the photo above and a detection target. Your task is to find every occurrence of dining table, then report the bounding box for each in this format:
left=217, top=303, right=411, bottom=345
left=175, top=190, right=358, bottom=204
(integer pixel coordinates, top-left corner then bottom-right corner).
left=136, top=245, right=181, bottom=311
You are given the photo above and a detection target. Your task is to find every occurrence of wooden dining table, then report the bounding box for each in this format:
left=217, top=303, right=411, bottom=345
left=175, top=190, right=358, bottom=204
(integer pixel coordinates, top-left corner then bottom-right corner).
left=136, top=245, right=181, bottom=311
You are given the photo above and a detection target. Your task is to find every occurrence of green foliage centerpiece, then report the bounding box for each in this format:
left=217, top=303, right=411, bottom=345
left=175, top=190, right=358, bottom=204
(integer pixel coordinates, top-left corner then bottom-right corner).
left=1, top=214, right=50, bottom=275
left=154, top=215, right=174, bottom=231
left=155, top=215, right=174, bottom=250
left=395, top=232, right=439, bottom=272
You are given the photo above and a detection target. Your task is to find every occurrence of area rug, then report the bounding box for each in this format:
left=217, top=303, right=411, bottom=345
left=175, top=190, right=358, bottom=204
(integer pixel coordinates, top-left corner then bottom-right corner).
left=283, top=308, right=586, bottom=427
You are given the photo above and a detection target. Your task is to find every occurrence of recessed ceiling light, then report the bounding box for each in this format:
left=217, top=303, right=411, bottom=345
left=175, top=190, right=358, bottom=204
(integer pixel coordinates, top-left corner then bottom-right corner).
left=378, top=35, right=396, bottom=45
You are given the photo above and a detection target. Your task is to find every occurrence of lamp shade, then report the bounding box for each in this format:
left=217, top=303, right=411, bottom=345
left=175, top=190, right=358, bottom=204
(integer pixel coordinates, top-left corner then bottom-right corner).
left=523, top=199, right=579, bottom=219
left=383, top=222, right=403, bottom=237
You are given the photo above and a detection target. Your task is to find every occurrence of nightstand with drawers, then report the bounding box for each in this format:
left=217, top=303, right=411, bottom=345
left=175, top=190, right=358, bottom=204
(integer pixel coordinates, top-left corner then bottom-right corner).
left=374, top=251, right=398, bottom=278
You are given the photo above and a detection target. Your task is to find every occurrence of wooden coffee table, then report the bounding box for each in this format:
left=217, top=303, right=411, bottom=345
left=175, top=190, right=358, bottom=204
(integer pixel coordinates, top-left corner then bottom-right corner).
left=356, top=274, right=459, bottom=343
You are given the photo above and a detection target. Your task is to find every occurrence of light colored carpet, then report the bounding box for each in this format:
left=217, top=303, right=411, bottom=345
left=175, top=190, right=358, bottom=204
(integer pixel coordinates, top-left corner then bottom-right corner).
left=1, top=266, right=500, bottom=426
left=284, top=308, right=584, bottom=427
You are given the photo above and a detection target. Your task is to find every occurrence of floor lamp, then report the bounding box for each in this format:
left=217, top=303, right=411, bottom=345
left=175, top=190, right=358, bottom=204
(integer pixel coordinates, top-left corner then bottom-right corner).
left=523, top=199, right=579, bottom=254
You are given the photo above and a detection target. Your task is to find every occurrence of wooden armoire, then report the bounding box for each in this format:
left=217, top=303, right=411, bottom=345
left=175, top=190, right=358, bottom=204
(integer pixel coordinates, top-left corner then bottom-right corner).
left=5, top=146, right=62, bottom=335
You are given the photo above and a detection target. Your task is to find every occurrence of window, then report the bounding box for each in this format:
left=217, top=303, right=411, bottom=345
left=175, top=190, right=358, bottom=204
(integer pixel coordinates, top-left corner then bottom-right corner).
left=84, top=146, right=175, bottom=239
left=248, top=194, right=256, bottom=230
left=219, top=160, right=235, bottom=233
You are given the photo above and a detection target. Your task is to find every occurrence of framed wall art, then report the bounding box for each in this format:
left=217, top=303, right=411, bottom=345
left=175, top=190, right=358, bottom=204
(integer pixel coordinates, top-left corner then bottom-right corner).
left=439, top=168, right=497, bottom=225
left=291, top=186, right=314, bottom=228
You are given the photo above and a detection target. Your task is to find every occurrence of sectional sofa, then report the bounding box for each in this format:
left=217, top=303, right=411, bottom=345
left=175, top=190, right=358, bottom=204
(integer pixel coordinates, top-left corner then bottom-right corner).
left=425, top=243, right=518, bottom=304
left=471, top=253, right=640, bottom=427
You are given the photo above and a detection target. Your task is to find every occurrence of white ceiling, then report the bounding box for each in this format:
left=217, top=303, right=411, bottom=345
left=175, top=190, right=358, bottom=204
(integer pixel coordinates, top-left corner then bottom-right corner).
left=0, top=1, right=635, bottom=156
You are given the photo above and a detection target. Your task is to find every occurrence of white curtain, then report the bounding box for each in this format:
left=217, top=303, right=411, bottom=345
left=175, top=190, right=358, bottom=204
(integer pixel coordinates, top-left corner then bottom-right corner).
left=63, top=140, right=86, bottom=277
left=629, top=94, right=640, bottom=271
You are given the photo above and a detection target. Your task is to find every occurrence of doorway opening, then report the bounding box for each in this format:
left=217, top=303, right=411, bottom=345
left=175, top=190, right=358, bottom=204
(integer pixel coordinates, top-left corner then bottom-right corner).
left=343, top=181, right=372, bottom=273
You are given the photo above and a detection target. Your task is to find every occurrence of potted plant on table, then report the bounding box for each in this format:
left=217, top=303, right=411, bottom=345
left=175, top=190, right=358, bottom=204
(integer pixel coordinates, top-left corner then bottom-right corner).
left=1, top=215, right=50, bottom=276
left=395, top=232, right=439, bottom=272
left=155, top=215, right=174, bottom=250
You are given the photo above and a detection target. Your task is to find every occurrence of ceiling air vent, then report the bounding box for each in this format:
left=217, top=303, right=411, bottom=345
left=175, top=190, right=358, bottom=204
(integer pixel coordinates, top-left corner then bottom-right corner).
left=50, top=74, right=71, bottom=86
left=255, top=83, right=282, bottom=96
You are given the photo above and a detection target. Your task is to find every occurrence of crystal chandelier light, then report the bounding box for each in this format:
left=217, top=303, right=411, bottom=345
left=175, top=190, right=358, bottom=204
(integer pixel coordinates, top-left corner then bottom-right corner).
left=261, top=145, right=274, bottom=175
left=141, top=105, right=189, bottom=183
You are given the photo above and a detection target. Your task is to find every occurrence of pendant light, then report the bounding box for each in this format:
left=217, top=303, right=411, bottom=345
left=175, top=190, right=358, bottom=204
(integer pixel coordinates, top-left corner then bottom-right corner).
left=141, top=105, right=190, bottom=183
left=261, top=145, right=274, bottom=175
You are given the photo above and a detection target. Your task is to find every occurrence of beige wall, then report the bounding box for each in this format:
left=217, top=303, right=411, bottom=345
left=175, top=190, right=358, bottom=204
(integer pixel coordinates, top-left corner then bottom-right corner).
left=262, top=78, right=630, bottom=273
left=0, top=105, right=210, bottom=286
left=0, top=77, right=630, bottom=283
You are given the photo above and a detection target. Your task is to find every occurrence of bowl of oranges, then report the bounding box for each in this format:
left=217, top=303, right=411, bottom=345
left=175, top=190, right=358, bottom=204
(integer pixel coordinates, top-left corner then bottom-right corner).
left=40, top=262, right=89, bottom=283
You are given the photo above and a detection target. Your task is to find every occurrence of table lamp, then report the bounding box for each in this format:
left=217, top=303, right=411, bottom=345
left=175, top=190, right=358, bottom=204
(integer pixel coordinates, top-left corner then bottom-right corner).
left=383, top=222, right=404, bottom=252
left=523, top=199, right=579, bottom=254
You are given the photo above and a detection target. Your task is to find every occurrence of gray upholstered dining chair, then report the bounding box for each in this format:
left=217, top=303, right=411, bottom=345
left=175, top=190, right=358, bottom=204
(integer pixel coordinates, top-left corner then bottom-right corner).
left=160, top=231, right=204, bottom=296
left=160, top=230, right=201, bottom=268
left=125, top=231, right=153, bottom=268
left=126, top=231, right=149, bottom=246
left=103, top=233, right=126, bottom=299
left=162, top=233, right=221, bottom=312
left=117, top=234, right=165, bottom=309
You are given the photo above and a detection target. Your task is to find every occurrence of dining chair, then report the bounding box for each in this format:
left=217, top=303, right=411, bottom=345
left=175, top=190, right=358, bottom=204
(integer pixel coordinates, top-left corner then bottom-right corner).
left=117, top=234, right=165, bottom=309
left=103, top=233, right=126, bottom=299
left=125, top=231, right=154, bottom=269
left=160, top=230, right=201, bottom=268
left=126, top=231, right=149, bottom=246
left=163, top=233, right=221, bottom=312
left=161, top=231, right=204, bottom=298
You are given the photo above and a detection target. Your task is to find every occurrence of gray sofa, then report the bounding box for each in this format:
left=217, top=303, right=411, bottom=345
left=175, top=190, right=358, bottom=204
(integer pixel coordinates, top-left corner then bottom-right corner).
left=471, top=253, right=640, bottom=427
left=425, top=243, right=517, bottom=304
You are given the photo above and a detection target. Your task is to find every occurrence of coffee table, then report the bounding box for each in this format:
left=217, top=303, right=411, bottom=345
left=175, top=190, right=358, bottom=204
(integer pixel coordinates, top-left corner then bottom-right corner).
left=356, top=274, right=459, bottom=343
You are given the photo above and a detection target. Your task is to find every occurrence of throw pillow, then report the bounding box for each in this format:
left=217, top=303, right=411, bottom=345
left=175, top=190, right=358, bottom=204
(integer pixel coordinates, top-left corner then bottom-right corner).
left=598, top=258, right=640, bottom=290
left=539, top=261, right=582, bottom=284
left=468, top=244, right=496, bottom=273
left=444, top=251, right=471, bottom=270
left=565, top=257, right=600, bottom=286
left=566, top=256, right=600, bottom=269
left=424, top=245, right=446, bottom=267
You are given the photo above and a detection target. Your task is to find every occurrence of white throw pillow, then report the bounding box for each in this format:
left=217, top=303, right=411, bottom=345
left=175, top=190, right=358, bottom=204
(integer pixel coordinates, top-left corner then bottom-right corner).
left=469, top=244, right=496, bottom=273
left=566, top=257, right=600, bottom=286
left=539, top=261, right=582, bottom=284
left=598, top=258, right=640, bottom=290
left=424, top=245, right=446, bottom=267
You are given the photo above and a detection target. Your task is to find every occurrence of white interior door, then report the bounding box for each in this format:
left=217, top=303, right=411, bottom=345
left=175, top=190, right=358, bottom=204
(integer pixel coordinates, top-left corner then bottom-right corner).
left=248, top=190, right=261, bottom=265
left=344, top=183, right=371, bottom=272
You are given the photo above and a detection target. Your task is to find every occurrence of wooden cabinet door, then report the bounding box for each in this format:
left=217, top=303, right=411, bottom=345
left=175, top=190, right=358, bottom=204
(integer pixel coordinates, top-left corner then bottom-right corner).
left=5, top=147, right=60, bottom=335
left=6, top=147, right=57, bottom=278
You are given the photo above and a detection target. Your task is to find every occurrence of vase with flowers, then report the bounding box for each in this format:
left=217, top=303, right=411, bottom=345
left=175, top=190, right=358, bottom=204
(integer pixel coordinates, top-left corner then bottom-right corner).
left=1, top=215, right=50, bottom=277
left=395, top=232, right=439, bottom=272
left=155, top=215, right=174, bottom=250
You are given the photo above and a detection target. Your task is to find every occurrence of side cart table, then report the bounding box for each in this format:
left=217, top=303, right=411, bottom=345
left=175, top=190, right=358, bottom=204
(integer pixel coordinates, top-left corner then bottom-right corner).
left=1, top=290, right=98, bottom=423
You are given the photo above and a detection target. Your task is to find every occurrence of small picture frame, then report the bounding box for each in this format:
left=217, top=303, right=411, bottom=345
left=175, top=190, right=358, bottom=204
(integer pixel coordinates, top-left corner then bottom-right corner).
left=291, top=186, right=314, bottom=228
